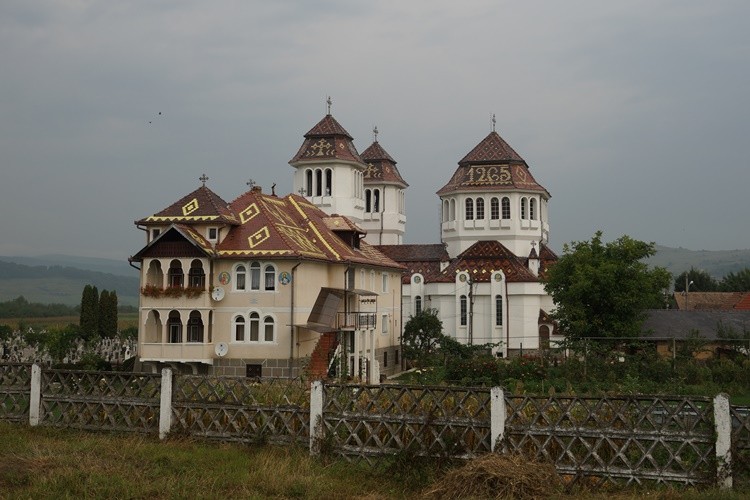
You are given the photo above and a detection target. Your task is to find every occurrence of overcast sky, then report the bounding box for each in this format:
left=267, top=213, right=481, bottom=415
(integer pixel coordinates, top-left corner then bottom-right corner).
left=2, top=0, right=748, bottom=261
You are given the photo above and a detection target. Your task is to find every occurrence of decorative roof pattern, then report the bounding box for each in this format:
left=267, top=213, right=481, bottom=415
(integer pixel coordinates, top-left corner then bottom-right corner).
left=289, top=114, right=365, bottom=166
left=361, top=141, right=409, bottom=187
left=458, top=131, right=525, bottom=165
left=212, top=190, right=402, bottom=269
left=137, top=185, right=237, bottom=225
left=435, top=240, right=539, bottom=283
left=437, top=131, right=549, bottom=197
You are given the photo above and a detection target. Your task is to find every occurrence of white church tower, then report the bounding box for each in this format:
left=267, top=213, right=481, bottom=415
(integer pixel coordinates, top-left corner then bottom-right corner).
left=359, top=127, right=408, bottom=245
left=289, top=99, right=366, bottom=223
left=437, top=117, right=550, bottom=258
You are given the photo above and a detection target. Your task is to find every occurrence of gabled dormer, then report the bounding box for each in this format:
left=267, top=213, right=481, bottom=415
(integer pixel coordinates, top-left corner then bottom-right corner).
left=135, top=176, right=238, bottom=246
left=289, top=103, right=366, bottom=223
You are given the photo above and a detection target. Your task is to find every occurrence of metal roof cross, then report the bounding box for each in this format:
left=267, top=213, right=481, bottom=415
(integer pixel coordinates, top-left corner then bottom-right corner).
left=199, top=174, right=209, bottom=186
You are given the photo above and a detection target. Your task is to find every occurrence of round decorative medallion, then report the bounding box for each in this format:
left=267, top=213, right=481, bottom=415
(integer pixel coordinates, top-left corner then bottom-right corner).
left=413, top=275, right=421, bottom=284
left=218, top=271, right=231, bottom=285
left=459, top=274, right=467, bottom=282
left=494, top=274, right=502, bottom=282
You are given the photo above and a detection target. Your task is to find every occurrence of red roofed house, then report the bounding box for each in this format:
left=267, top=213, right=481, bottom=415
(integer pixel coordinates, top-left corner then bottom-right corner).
left=131, top=165, right=404, bottom=382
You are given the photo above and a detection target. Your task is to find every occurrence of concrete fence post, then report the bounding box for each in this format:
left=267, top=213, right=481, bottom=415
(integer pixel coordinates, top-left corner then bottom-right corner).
left=309, top=380, right=324, bottom=455
left=159, top=368, right=173, bottom=440
left=491, top=386, right=505, bottom=452
left=714, top=393, right=732, bottom=489
left=29, top=363, right=42, bottom=427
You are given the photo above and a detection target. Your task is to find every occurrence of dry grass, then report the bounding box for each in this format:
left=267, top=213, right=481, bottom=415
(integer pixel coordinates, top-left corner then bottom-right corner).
left=423, top=453, right=563, bottom=499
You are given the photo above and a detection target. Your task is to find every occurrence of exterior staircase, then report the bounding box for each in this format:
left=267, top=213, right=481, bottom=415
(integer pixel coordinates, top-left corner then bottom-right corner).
left=308, top=332, right=339, bottom=380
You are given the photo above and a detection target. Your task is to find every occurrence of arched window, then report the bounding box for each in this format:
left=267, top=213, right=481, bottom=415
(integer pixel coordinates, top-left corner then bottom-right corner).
left=465, top=198, right=474, bottom=220
left=249, top=312, right=260, bottom=341
left=415, top=296, right=422, bottom=315
left=501, top=197, right=511, bottom=219
left=168, top=260, right=183, bottom=288
left=146, top=260, right=163, bottom=287
left=234, top=315, right=245, bottom=342
left=540, top=325, right=550, bottom=350
left=476, top=198, right=485, bottom=220
left=315, top=169, right=322, bottom=196
left=168, top=310, right=182, bottom=343
left=373, top=189, right=380, bottom=212
left=264, top=265, right=276, bottom=291
left=187, top=311, right=203, bottom=342
left=188, top=259, right=205, bottom=288
left=305, top=169, right=313, bottom=196
left=263, top=316, right=275, bottom=342
left=490, top=198, right=499, bottom=220
left=325, top=168, right=332, bottom=195
left=250, top=262, right=261, bottom=290
left=365, top=189, right=372, bottom=212
left=495, top=295, right=503, bottom=326
left=450, top=199, right=456, bottom=220
left=521, top=197, right=528, bottom=220
left=443, top=200, right=449, bottom=222
left=529, top=198, right=537, bottom=220
left=235, top=265, right=246, bottom=291
left=460, top=295, right=467, bottom=326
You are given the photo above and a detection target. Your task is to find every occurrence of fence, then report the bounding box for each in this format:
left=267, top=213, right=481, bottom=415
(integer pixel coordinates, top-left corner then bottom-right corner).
left=0, top=362, right=743, bottom=488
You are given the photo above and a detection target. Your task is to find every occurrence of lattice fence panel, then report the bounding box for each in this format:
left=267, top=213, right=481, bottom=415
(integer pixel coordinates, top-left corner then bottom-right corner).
left=731, top=406, right=750, bottom=487
left=0, top=363, right=31, bottom=422
left=504, top=395, right=715, bottom=487
left=40, top=369, right=160, bottom=433
left=172, top=375, right=310, bottom=444
left=322, top=384, right=491, bottom=462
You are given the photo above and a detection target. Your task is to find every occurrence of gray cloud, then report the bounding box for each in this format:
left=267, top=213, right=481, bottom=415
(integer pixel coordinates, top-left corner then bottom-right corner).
left=1, top=0, right=748, bottom=261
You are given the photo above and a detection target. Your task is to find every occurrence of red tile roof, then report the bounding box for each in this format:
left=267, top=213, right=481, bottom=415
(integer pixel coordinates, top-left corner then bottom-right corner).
left=361, top=141, right=408, bottom=188
left=133, top=185, right=403, bottom=271
left=376, top=244, right=449, bottom=262
left=289, top=114, right=365, bottom=166
left=437, top=131, right=549, bottom=197
left=435, top=240, right=539, bottom=283
left=673, top=292, right=745, bottom=311
left=215, top=190, right=402, bottom=269
left=136, top=185, right=238, bottom=225
left=459, top=131, right=525, bottom=165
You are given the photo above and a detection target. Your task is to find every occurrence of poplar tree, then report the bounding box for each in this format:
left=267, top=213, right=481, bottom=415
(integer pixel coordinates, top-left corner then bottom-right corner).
left=79, top=285, right=99, bottom=339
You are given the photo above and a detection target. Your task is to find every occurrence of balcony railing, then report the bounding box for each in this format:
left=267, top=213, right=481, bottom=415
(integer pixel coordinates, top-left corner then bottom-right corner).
left=336, top=312, right=377, bottom=331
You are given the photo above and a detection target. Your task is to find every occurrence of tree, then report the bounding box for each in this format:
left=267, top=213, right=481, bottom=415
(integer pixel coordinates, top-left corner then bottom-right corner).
left=79, top=285, right=99, bottom=339
left=402, top=308, right=446, bottom=367
left=720, top=268, right=750, bottom=292
left=674, top=267, right=718, bottom=292
left=543, top=231, right=671, bottom=341
left=97, top=290, right=118, bottom=338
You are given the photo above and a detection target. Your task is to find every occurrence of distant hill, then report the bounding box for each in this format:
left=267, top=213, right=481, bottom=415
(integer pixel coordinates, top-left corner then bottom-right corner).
left=646, top=245, right=750, bottom=279
left=0, top=259, right=139, bottom=307
left=0, top=254, right=136, bottom=277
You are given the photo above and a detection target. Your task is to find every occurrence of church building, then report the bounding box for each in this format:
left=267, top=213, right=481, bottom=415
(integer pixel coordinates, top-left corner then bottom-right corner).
left=130, top=103, right=559, bottom=380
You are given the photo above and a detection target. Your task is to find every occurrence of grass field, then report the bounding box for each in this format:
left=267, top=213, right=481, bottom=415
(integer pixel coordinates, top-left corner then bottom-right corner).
left=0, top=423, right=744, bottom=499
left=0, top=313, right=138, bottom=331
